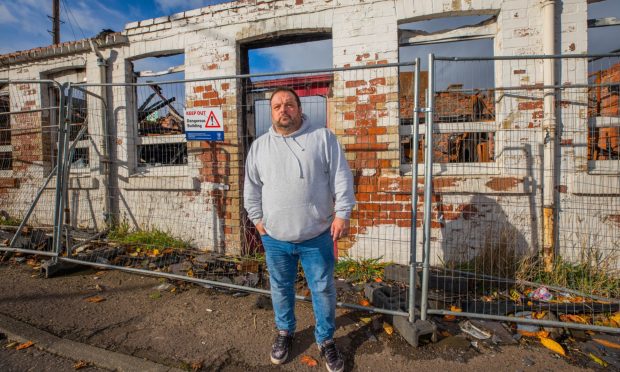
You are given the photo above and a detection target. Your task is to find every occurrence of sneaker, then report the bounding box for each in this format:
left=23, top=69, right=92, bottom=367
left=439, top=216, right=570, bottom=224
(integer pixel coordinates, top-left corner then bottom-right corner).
left=270, top=330, right=293, bottom=365
left=319, top=339, right=344, bottom=372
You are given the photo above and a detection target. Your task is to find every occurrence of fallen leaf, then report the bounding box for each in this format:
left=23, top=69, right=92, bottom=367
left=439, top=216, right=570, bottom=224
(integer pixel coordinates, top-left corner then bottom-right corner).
left=444, top=305, right=462, bottom=321
left=359, top=299, right=370, bottom=307
left=95, top=271, right=106, bottom=276
left=74, top=360, right=89, bottom=370
left=610, top=312, right=620, bottom=327
left=559, top=314, right=589, bottom=324
left=518, top=330, right=549, bottom=338
left=588, top=353, right=608, bottom=367
left=532, top=311, right=547, bottom=320
left=149, top=292, right=161, bottom=299
left=300, top=355, right=318, bottom=367
left=5, top=341, right=18, bottom=349
left=383, top=322, right=394, bottom=335
left=191, top=360, right=203, bottom=371
left=85, top=296, right=106, bottom=303
left=539, top=337, right=565, bottom=356
left=593, top=338, right=620, bottom=350
left=374, top=277, right=383, bottom=283
left=359, top=317, right=372, bottom=324
left=16, top=341, right=34, bottom=350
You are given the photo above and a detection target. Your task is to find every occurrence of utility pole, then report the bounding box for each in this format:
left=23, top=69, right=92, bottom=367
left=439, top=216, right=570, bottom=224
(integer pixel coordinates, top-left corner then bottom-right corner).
left=52, top=0, right=60, bottom=44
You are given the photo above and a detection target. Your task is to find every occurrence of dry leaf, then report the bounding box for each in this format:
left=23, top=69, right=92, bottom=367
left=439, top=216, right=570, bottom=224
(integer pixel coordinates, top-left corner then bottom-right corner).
left=588, top=353, right=608, bottom=367
left=191, top=360, right=203, bottom=371
left=95, top=271, right=106, bottom=276
left=610, top=312, right=620, bottom=327
left=16, top=341, right=34, bottom=350
left=444, top=305, right=462, bottom=321
left=374, top=277, right=383, bottom=283
left=300, top=355, right=318, bottom=367
left=5, top=341, right=18, bottom=349
left=359, top=299, right=370, bottom=307
left=359, top=317, right=372, bottom=324
left=74, top=360, right=89, bottom=370
left=539, top=337, right=565, bottom=356
left=593, top=338, right=620, bottom=350
left=85, top=295, right=105, bottom=303
left=518, top=330, right=549, bottom=338
left=383, top=322, right=394, bottom=335
left=559, top=314, right=589, bottom=324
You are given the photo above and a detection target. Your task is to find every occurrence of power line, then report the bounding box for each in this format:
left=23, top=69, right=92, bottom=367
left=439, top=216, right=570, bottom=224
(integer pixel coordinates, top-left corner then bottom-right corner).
left=61, top=0, right=86, bottom=40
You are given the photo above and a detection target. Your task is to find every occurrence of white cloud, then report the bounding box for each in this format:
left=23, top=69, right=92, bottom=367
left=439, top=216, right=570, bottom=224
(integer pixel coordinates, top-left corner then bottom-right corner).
left=255, top=40, right=333, bottom=73
left=0, top=4, right=18, bottom=24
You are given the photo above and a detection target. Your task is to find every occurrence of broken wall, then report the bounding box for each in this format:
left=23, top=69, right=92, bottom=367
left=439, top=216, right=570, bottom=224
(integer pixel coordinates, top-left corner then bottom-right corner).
left=2, top=0, right=617, bottom=269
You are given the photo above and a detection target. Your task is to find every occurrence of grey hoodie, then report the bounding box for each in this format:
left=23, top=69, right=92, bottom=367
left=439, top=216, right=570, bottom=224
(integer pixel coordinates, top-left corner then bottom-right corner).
left=244, top=119, right=355, bottom=243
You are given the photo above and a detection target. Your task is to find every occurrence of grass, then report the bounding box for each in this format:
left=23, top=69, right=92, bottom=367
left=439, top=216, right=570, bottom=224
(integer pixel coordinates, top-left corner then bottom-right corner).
left=335, top=256, right=388, bottom=283
left=443, top=225, right=620, bottom=298
left=0, top=214, right=22, bottom=227
left=107, top=220, right=191, bottom=251
left=517, top=254, right=620, bottom=298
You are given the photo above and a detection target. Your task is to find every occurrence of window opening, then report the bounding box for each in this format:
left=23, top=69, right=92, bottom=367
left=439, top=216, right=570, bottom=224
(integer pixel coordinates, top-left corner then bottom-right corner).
left=587, top=0, right=620, bottom=161
left=132, top=54, right=187, bottom=167
left=0, top=87, right=10, bottom=171
left=399, top=17, right=495, bottom=167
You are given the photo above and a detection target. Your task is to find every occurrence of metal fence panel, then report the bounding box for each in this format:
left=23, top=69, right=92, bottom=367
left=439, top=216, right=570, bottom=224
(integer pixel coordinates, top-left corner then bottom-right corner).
left=0, top=80, right=65, bottom=257
left=423, top=54, right=620, bottom=333
left=54, top=62, right=422, bottom=319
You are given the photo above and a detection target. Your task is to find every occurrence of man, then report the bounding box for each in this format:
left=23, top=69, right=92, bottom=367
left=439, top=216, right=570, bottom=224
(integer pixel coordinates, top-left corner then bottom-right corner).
left=244, top=87, right=355, bottom=372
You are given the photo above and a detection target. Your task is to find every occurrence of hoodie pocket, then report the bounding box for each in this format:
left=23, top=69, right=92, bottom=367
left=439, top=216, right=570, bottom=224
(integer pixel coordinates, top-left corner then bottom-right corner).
left=263, top=204, right=326, bottom=241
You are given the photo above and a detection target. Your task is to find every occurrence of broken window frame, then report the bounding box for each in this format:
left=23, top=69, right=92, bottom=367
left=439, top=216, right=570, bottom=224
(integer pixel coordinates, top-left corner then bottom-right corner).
left=0, top=85, right=12, bottom=173
left=66, top=86, right=90, bottom=173
left=130, top=54, right=188, bottom=174
left=586, top=1, right=620, bottom=173
left=398, top=15, right=499, bottom=176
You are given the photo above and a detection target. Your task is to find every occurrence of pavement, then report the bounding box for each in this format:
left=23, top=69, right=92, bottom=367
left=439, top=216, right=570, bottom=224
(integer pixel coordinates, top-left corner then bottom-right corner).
left=0, top=313, right=181, bottom=372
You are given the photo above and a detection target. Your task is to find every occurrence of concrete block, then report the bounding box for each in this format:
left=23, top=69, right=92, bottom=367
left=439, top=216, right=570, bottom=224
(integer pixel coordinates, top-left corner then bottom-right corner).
left=392, top=316, right=437, bottom=348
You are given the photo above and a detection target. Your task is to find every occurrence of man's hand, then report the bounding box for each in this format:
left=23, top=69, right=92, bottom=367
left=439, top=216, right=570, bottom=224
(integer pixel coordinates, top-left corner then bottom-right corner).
left=331, top=217, right=350, bottom=241
left=255, top=221, right=267, bottom=236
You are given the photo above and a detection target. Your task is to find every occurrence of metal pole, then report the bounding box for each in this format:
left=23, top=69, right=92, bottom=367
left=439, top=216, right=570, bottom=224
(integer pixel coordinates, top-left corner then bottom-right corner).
left=60, top=85, right=75, bottom=254
left=52, top=0, right=60, bottom=45
left=420, top=54, right=435, bottom=321
left=409, top=58, right=421, bottom=323
left=52, top=83, right=68, bottom=257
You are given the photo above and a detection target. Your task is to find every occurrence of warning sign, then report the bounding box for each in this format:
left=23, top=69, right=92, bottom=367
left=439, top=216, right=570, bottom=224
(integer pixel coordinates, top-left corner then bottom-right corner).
left=184, top=108, right=224, bottom=141
left=205, top=111, right=221, bottom=128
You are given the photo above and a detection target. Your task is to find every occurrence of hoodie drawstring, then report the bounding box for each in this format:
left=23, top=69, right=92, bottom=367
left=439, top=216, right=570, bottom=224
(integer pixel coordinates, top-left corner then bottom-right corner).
left=282, top=137, right=305, bottom=178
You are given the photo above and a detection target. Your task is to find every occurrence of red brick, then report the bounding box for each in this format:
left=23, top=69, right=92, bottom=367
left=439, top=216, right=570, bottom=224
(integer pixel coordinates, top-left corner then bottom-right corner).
left=370, top=194, right=394, bottom=202
left=356, top=87, right=376, bottom=95
left=345, top=80, right=366, bottom=88
left=370, top=94, right=386, bottom=104
left=369, top=77, right=386, bottom=86
left=203, top=91, right=219, bottom=99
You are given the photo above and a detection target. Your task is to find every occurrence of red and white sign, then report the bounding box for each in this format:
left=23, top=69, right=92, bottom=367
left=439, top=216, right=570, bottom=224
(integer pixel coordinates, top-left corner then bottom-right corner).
left=184, top=108, right=224, bottom=141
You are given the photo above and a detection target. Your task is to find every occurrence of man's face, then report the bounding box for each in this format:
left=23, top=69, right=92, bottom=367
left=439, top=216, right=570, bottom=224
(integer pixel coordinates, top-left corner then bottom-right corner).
left=270, top=91, right=302, bottom=135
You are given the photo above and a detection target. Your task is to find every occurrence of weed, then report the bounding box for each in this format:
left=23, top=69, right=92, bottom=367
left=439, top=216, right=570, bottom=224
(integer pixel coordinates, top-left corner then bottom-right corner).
left=108, top=220, right=190, bottom=250
left=0, top=213, right=22, bottom=227
left=335, top=256, right=388, bottom=283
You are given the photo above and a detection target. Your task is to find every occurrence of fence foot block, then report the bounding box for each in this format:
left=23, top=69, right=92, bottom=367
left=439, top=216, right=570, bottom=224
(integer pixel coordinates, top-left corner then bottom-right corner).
left=392, top=316, right=437, bottom=348
left=41, top=259, right=81, bottom=278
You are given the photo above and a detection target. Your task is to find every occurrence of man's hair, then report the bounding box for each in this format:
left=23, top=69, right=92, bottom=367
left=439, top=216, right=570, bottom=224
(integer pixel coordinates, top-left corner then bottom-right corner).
left=269, top=87, right=301, bottom=108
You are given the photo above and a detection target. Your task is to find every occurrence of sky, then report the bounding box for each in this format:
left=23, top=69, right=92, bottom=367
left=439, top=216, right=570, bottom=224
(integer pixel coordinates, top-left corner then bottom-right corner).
left=0, top=0, right=618, bottom=75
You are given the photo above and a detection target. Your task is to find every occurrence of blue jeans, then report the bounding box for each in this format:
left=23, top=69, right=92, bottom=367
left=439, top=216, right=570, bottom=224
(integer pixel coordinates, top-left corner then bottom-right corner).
left=261, top=229, right=336, bottom=344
